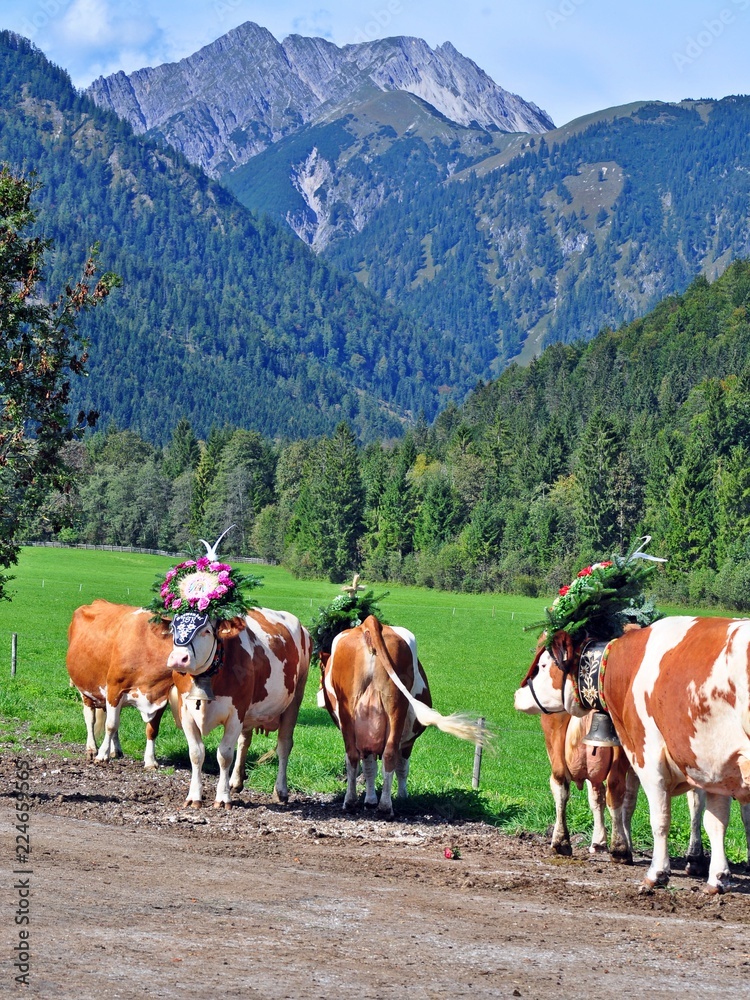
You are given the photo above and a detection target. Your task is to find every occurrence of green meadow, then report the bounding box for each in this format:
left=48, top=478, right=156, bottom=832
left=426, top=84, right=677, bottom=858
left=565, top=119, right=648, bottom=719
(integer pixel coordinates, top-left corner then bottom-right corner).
left=0, top=546, right=747, bottom=860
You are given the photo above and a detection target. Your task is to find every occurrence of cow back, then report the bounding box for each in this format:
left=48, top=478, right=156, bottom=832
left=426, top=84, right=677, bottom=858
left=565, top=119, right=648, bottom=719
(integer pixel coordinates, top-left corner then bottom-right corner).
left=66, top=600, right=173, bottom=702
left=206, top=608, right=310, bottom=727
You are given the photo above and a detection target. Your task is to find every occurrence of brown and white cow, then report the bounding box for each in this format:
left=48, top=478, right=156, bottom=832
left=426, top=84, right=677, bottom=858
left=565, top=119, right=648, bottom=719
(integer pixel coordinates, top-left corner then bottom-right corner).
left=541, top=711, right=638, bottom=863
left=66, top=600, right=174, bottom=768
left=515, top=617, right=750, bottom=893
left=167, top=607, right=311, bottom=808
left=320, top=614, right=485, bottom=817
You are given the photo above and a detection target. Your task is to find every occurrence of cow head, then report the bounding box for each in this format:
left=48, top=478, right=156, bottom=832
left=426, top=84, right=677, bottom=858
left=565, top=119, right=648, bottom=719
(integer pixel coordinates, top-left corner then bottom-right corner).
left=513, top=631, right=588, bottom=717
left=167, top=612, right=246, bottom=675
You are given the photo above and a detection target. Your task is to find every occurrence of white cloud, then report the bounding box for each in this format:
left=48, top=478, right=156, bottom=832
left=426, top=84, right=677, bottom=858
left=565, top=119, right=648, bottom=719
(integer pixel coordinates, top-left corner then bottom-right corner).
left=289, top=9, right=335, bottom=39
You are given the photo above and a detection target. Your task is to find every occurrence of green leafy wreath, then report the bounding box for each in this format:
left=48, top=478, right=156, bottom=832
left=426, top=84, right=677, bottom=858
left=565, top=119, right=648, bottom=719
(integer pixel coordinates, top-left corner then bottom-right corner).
left=526, top=538, right=665, bottom=648
left=309, top=578, right=389, bottom=658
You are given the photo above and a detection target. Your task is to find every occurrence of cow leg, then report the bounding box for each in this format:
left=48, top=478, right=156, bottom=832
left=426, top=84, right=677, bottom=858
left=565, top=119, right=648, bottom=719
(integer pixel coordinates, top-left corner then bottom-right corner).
left=214, top=718, right=242, bottom=808
left=685, top=788, right=708, bottom=878
left=142, top=706, right=166, bottom=770
left=549, top=772, right=572, bottom=856
left=182, top=713, right=205, bottom=807
left=740, top=801, right=750, bottom=867
left=272, top=661, right=309, bottom=805
left=605, top=757, right=634, bottom=865
left=702, top=793, right=732, bottom=894
left=395, top=755, right=410, bottom=800
left=82, top=700, right=99, bottom=761
left=343, top=754, right=360, bottom=811
left=586, top=780, right=609, bottom=855
left=362, top=754, right=378, bottom=808
left=229, top=731, right=252, bottom=793
left=378, top=762, right=395, bottom=818
left=95, top=701, right=123, bottom=763
left=639, top=779, right=672, bottom=892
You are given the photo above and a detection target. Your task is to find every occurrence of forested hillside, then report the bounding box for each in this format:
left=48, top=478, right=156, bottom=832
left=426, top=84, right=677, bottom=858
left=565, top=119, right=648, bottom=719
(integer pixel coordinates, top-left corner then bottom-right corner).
left=36, top=261, right=750, bottom=608
left=0, top=32, right=451, bottom=443
left=292, top=97, right=750, bottom=372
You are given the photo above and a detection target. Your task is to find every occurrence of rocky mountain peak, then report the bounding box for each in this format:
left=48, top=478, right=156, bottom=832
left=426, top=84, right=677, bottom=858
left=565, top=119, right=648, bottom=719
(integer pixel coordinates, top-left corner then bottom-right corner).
left=87, top=21, right=553, bottom=177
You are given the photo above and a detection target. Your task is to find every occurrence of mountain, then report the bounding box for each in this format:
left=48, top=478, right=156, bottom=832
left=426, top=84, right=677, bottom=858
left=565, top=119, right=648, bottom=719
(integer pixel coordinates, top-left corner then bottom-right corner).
left=0, top=31, right=451, bottom=443
left=87, top=22, right=554, bottom=178
left=225, top=95, right=750, bottom=381
left=317, top=96, right=750, bottom=368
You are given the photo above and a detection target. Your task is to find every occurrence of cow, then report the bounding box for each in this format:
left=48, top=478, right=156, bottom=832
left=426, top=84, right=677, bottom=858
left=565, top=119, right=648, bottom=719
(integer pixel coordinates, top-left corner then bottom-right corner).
left=166, top=606, right=311, bottom=808
left=66, top=600, right=174, bottom=768
left=515, top=617, right=750, bottom=893
left=541, top=711, right=639, bottom=863
left=320, top=614, right=486, bottom=817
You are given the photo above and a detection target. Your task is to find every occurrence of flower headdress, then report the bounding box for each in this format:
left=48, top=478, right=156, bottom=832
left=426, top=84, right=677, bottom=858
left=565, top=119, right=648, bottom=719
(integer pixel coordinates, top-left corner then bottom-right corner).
left=147, top=529, right=261, bottom=621
left=309, top=574, right=389, bottom=658
left=526, top=537, right=665, bottom=648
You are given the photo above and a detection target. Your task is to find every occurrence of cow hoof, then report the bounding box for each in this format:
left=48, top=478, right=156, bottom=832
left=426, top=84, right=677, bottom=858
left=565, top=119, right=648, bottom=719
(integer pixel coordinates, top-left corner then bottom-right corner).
left=213, top=801, right=232, bottom=810
left=639, top=871, right=669, bottom=894
left=363, top=800, right=378, bottom=811
left=229, top=782, right=244, bottom=793
left=551, top=842, right=572, bottom=857
left=685, top=857, right=709, bottom=878
left=144, top=762, right=158, bottom=771
left=86, top=750, right=97, bottom=762
left=610, top=849, right=633, bottom=867
left=271, top=791, right=289, bottom=806
left=184, top=799, right=203, bottom=809
left=589, top=843, right=608, bottom=856
left=93, top=757, right=109, bottom=766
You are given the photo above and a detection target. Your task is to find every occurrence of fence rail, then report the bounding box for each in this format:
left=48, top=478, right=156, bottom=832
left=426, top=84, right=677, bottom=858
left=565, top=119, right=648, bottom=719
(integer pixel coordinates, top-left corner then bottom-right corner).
left=20, top=541, right=272, bottom=565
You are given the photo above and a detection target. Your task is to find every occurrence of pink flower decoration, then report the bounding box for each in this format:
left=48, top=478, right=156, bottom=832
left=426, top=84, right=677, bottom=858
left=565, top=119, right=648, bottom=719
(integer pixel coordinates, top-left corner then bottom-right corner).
left=165, top=568, right=177, bottom=583
left=197, top=596, right=210, bottom=611
left=196, top=557, right=210, bottom=571
left=577, top=566, right=593, bottom=577
left=164, top=594, right=173, bottom=609
left=172, top=598, right=182, bottom=610
left=160, top=583, right=170, bottom=597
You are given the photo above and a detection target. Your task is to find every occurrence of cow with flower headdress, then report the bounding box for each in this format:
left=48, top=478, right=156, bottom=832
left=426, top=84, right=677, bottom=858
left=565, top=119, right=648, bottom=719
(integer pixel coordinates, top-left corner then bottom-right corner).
left=150, top=540, right=311, bottom=808
left=515, top=537, right=750, bottom=894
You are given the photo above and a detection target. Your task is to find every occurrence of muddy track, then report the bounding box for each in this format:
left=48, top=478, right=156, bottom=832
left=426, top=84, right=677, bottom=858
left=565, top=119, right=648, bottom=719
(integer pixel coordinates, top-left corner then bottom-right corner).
left=1, top=742, right=749, bottom=999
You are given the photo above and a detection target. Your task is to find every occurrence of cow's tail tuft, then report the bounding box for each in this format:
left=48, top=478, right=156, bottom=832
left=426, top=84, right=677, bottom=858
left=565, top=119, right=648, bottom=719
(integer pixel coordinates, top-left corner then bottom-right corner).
left=408, top=701, right=489, bottom=744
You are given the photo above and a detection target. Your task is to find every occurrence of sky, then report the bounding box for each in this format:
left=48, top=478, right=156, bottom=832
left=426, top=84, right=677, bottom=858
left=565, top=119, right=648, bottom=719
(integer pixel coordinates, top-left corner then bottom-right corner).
left=4, top=0, right=750, bottom=127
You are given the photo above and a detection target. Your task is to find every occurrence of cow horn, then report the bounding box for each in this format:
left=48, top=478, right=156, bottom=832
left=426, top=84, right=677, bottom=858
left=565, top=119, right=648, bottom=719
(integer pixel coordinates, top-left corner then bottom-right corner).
left=199, top=524, right=237, bottom=561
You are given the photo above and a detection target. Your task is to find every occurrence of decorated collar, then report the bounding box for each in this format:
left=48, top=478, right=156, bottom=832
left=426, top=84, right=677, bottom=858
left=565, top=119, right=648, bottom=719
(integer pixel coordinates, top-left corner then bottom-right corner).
left=574, top=639, right=614, bottom=712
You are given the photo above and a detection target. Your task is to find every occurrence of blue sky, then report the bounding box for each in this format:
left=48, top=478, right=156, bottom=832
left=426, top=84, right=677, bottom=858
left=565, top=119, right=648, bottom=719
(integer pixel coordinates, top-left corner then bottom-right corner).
left=4, top=0, right=750, bottom=126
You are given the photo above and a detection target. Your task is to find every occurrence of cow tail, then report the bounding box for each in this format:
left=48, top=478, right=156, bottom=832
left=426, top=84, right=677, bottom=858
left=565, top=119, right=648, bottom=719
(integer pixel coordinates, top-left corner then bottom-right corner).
left=364, top=616, right=489, bottom=745
left=94, top=708, right=105, bottom=742
left=168, top=685, right=183, bottom=730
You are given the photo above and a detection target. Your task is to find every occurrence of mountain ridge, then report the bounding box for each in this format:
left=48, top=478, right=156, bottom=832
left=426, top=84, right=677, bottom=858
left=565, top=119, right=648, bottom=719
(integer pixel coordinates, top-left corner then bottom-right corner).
left=87, top=21, right=553, bottom=177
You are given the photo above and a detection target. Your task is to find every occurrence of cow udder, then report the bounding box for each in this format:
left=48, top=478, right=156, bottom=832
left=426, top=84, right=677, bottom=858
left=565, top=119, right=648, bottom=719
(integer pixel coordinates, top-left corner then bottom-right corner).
left=353, top=687, right=388, bottom=757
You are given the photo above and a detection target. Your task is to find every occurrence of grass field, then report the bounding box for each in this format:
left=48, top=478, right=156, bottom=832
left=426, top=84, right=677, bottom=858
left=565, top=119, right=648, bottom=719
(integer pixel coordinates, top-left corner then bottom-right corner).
left=1, top=545, right=747, bottom=860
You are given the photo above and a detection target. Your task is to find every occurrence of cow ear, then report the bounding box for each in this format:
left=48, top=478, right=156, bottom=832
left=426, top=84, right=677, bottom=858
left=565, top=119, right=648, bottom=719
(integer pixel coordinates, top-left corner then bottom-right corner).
left=216, top=616, right=246, bottom=638
left=150, top=618, right=172, bottom=638
left=549, top=630, right=575, bottom=672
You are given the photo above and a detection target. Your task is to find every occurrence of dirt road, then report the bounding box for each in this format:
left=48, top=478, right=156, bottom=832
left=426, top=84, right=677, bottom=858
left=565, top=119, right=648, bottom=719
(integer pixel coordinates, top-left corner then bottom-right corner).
left=2, top=749, right=749, bottom=999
